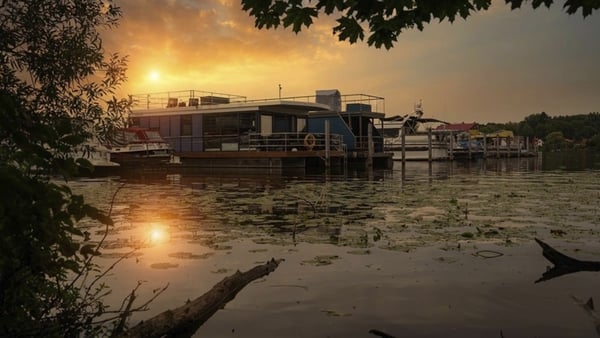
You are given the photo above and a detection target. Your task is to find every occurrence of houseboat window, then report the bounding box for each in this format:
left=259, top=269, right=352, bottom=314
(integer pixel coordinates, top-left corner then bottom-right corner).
left=297, top=117, right=306, bottom=132
left=239, top=113, right=256, bottom=133
left=124, top=131, right=138, bottom=142
left=130, top=117, right=140, bottom=127
left=203, top=113, right=240, bottom=136
left=216, top=114, right=238, bottom=135
left=145, top=130, right=163, bottom=141
left=273, top=115, right=291, bottom=133
left=203, top=115, right=217, bottom=136
left=181, top=115, right=192, bottom=136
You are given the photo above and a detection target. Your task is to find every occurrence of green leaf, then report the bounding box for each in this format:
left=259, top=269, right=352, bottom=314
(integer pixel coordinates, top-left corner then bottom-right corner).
left=333, top=16, right=365, bottom=44
left=282, top=6, right=318, bottom=32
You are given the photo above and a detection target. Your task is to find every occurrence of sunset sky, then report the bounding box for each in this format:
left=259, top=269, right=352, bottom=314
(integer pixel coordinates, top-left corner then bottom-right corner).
left=104, top=1, right=600, bottom=123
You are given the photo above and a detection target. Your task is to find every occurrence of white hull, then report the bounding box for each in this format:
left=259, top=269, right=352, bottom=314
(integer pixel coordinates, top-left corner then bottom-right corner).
left=384, top=134, right=449, bottom=161
left=388, top=148, right=449, bottom=161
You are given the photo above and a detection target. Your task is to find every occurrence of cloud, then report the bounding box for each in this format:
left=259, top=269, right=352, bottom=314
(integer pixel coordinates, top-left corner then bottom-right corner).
left=103, top=1, right=600, bottom=123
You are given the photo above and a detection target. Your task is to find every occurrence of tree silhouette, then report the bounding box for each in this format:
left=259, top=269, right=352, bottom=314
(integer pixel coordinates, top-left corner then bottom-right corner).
left=241, top=0, right=598, bottom=49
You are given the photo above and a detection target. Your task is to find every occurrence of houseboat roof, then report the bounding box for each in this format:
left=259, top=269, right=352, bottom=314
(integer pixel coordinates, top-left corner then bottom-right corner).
left=129, top=89, right=386, bottom=118
left=309, top=110, right=385, bottom=119
left=129, top=99, right=331, bottom=117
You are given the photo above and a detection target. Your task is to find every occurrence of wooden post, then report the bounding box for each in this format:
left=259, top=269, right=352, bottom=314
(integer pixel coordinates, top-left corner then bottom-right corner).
left=449, top=132, right=454, bottom=161
left=496, top=136, right=500, bottom=159
left=401, top=126, right=406, bottom=165
left=325, top=120, right=330, bottom=168
left=467, top=133, right=472, bottom=160
left=428, top=128, right=432, bottom=162
left=483, top=134, right=487, bottom=159
left=367, top=123, right=373, bottom=168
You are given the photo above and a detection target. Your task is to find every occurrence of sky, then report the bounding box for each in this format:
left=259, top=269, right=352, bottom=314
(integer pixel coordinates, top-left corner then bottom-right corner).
left=103, top=0, right=600, bottom=123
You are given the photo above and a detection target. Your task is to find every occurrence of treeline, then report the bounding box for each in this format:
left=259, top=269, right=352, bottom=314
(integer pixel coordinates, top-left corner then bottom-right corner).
left=477, top=112, right=600, bottom=152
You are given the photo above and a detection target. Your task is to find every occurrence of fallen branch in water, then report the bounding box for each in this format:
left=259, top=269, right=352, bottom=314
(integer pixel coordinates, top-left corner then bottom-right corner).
left=118, top=258, right=283, bottom=338
left=535, top=238, right=600, bottom=283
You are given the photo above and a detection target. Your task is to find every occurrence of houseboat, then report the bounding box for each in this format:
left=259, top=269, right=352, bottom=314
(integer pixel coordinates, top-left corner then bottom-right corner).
left=376, top=103, right=451, bottom=161
left=127, top=89, right=391, bottom=172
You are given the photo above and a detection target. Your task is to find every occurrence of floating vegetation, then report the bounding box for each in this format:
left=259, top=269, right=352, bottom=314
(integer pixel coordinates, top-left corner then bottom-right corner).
left=321, top=309, right=351, bottom=317
left=473, top=250, right=504, bottom=259
left=150, top=262, right=179, bottom=270
left=248, top=248, right=269, bottom=253
left=301, top=255, right=340, bottom=266
left=434, top=256, right=458, bottom=264
left=168, top=252, right=214, bottom=259
left=211, top=268, right=230, bottom=274
left=347, top=249, right=371, bottom=255
left=71, top=167, right=600, bottom=272
left=98, top=252, right=144, bottom=259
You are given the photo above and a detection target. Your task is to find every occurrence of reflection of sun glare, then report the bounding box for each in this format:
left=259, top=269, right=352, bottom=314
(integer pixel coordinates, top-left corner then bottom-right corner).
left=148, top=224, right=167, bottom=244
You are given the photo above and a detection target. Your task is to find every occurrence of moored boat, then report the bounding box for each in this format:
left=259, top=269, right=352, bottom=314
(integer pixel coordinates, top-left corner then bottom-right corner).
left=106, top=127, right=173, bottom=166
left=377, top=103, right=450, bottom=161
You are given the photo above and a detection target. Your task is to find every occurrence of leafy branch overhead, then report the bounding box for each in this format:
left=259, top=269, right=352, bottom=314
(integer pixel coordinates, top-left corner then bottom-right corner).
left=241, top=0, right=599, bottom=49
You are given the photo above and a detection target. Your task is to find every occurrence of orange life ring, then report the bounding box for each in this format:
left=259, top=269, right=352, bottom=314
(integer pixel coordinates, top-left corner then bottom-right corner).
left=304, top=133, right=316, bottom=150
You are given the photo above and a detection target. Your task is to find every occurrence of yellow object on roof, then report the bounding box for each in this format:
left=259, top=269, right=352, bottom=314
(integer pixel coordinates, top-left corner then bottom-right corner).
left=487, top=130, right=514, bottom=138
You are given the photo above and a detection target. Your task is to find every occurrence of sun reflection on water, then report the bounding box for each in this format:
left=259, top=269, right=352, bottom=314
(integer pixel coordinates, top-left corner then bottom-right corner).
left=147, top=223, right=169, bottom=245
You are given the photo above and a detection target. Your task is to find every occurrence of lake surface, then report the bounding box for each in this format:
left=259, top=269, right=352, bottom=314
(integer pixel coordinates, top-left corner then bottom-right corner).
left=71, top=153, right=600, bottom=337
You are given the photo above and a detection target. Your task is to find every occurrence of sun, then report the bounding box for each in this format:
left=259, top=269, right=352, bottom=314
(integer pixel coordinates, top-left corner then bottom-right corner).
left=149, top=70, right=160, bottom=82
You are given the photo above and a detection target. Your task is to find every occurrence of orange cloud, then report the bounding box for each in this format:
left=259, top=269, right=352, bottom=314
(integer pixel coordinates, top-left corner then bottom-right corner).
left=101, top=1, right=600, bottom=123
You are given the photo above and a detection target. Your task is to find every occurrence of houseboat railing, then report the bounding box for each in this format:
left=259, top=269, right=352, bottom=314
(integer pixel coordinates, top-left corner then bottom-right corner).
left=163, top=132, right=344, bottom=153
left=129, top=89, right=386, bottom=113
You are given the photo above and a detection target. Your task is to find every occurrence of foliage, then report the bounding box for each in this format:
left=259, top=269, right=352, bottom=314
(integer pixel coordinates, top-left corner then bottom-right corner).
left=588, top=134, right=600, bottom=151
left=543, top=131, right=570, bottom=152
left=0, top=1, right=129, bottom=336
left=477, top=112, right=600, bottom=151
left=241, top=0, right=598, bottom=49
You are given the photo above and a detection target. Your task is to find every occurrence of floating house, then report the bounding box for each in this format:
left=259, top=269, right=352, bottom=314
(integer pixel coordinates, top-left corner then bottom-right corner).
left=128, top=89, right=392, bottom=172
left=307, top=90, right=391, bottom=168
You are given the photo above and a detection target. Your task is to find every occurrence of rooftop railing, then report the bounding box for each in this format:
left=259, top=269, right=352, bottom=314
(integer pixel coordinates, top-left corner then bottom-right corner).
left=129, top=89, right=386, bottom=114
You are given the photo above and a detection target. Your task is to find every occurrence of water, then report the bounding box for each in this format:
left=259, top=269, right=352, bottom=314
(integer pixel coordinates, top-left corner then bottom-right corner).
left=70, top=153, right=600, bottom=337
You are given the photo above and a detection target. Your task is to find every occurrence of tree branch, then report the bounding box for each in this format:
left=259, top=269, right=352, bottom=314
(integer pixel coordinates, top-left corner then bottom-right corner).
left=535, top=238, right=600, bottom=283
left=118, top=258, right=283, bottom=338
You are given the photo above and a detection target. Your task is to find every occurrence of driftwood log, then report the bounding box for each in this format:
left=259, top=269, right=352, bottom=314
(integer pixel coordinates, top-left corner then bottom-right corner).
left=118, top=258, right=282, bottom=338
left=535, top=238, right=600, bottom=283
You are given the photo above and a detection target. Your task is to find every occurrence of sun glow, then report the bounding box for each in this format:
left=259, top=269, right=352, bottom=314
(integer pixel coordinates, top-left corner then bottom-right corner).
left=148, top=224, right=168, bottom=244
left=149, top=70, right=160, bottom=82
